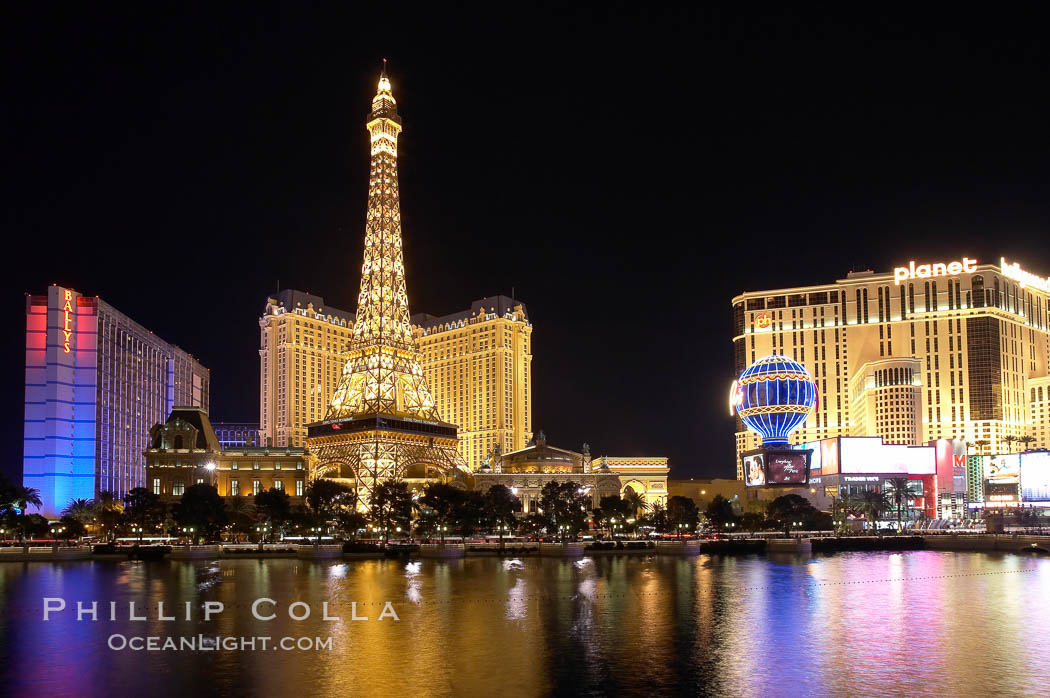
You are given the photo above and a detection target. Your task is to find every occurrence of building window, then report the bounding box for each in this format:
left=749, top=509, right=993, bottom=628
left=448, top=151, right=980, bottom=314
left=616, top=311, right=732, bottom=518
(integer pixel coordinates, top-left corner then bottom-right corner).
left=152, top=478, right=160, bottom=495
left=232, top=461, right=238, bottom=470
left=252, top=480, right=261, bottom=495
left=274, top=480, right=283, bottom=491
left=173, top=479, right=185, bottom=497
left=297, top=461, right=303, bottom=470
left=197, top=478, right=204, bottom=485
left=253, top=461, right=260, bottom=470
left=231, top=480, right=240, bottom=496
left=295, top=480, right=304, bottom=496
left=275, top=462, right=281, bottom=470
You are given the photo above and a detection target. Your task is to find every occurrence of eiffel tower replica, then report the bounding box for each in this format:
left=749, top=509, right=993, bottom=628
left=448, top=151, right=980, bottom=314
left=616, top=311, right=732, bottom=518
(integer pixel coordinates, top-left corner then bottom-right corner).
left=307, top=63, right=470, bottom=507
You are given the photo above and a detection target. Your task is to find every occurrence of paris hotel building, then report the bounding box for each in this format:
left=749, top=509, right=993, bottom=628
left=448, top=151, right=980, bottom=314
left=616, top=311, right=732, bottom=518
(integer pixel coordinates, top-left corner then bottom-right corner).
left=259, top=290, right=532, bottom=470
left=732, top=256, right=1050, bottom=478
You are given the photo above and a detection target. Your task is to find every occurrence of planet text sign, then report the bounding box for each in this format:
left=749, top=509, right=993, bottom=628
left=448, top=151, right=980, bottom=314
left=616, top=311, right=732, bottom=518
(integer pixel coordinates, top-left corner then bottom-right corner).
left=893, top=258, right=977, bottom=285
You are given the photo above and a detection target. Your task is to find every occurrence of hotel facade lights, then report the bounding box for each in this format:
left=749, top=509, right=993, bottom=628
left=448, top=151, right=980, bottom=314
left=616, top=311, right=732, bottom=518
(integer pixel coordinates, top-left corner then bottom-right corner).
left=473, top=433, right=669, bottom=511
left=413, top=295, right=532, bottom=470
left=1031, top=375, right=1050, bottom=450
left=848, top=357, right=922, bottom=446
left=212, top=421, right=262, bottom=450
left=732, top=257, right=1050, bottom=479
left=259, top=290, right=354, bottom=448
left=24, top=286, right=209, bottom=517
left=146, top=407, right=308, bottom=502
left=260, top=293, right=534, bottom=469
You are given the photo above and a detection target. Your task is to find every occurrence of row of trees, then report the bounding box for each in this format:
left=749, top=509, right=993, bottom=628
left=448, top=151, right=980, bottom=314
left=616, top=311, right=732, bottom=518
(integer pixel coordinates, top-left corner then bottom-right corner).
left=971, top=435, right=1037, bottom=454
left=6, top=470, right=948, bottom=545
left=696, top=478, right=917, bottom=535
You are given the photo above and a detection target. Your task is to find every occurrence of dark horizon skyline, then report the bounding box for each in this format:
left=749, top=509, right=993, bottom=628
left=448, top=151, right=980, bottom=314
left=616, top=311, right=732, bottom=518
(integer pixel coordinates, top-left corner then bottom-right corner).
left=3, top=5, right=1049, bottom=485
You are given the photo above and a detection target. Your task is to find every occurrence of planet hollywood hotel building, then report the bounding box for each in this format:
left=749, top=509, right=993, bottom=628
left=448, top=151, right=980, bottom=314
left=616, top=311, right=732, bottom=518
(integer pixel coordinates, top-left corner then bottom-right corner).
left=24, top=286, right=209, bottom=517
left=732, top=256, right=1050, bottom=483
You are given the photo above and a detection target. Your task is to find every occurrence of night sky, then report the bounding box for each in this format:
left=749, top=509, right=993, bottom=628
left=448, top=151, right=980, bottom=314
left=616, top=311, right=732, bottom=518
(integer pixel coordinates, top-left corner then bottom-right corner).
left=3, top=5, right=1049, bottom=484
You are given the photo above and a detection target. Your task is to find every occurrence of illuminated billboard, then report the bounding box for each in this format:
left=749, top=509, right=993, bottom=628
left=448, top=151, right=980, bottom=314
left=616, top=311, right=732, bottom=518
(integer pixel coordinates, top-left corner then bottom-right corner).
left=795, top=438, right=839, bottom=476
left=743, top=452, right=766, bottom=486
left=743, top=449, right=811, bottom=487
left=795, top=440, right=821, bottom=473
left=1020, top=452, right=1050, bottom=502
left=820, top=438, right=840, bottom=475
left=984, top=454, right=1020, bottom=483
left=765, top=451, right=810, bottom=485
left=838, top=437, right=935, bottom=475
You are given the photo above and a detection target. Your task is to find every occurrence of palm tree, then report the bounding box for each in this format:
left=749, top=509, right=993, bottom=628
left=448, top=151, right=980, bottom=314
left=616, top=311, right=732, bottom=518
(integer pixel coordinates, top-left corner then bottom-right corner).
left=9, top=486, right=42, bottom=513
left=973, top=439, right=991, bottom=455
left=92, top=491, right=123, bottom=542
left=1003, top=435, right=1018, bottom=453
left=1018, top=435, right=1036, bottom=452
left=646, top=501, right=667, bottom=533
left=62, top=498, right=94, bottom=522
left=2, top=485, right=42, bottom=545
left=856, top=490, right=892, bottom=533
left=884, top=478, right=912, bottom=533
left=622, top=490, right=648, bottom=519
left=482, top=485, right=519, bottom=551
left=225, top=496, right=257, bottom=541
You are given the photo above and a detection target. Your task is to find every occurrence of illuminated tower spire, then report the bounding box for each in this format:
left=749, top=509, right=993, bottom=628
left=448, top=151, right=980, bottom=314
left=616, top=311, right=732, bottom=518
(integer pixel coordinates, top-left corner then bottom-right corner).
left=327, top=64, right=441, bottom=421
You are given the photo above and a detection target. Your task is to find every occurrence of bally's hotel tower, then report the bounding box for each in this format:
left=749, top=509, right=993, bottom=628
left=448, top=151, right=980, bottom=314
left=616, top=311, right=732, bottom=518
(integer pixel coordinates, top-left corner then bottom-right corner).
left=24, top=286, right=209, bottom=517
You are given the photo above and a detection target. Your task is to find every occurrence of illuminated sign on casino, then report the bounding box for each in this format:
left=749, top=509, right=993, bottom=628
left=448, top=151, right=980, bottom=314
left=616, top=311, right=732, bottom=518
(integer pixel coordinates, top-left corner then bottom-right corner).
left=754, top=311, right=772, bottom=330
left=1020, top=452, right=1050, bottom=502
left=766, top=451, right=809, bottom=485
left=743, top=453, right=766, bottom=487
left=893, top=257, right=977, bottom=285
left=838, top=437, right=935, bottom=475
left=1001, top=257, right=1050, bottom=293
left=62, top=289, right=73, bottom=353
left=984, top=454, right=1020, bottom=483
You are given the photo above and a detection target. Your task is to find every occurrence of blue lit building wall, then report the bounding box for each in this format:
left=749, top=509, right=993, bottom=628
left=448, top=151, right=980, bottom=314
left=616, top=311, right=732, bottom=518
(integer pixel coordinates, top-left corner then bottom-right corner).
left=23, top=286, right=98, bottom=518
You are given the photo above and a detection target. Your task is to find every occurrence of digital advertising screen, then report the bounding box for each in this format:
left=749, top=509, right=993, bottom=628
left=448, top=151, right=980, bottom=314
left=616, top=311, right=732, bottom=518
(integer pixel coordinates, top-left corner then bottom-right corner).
left=1020, top=452, right=1050, bottom=502
left=839, top=437, right=935, bottom=475
left=743, top=452, right=766, bottom=486
left=986, top=482, right=1019, bottom=502
left=984, top=454, right=1020, bottom=484
left=795, top=441, right=822, bottom=474
left=764, top=450, right=811, bottom=486
left=820, top=438, right=841, bottom=475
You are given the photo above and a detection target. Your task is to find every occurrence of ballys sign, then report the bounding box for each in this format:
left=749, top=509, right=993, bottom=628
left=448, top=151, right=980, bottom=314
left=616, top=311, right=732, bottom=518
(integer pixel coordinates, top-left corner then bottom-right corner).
left=62, top=289, right=73, bottom=353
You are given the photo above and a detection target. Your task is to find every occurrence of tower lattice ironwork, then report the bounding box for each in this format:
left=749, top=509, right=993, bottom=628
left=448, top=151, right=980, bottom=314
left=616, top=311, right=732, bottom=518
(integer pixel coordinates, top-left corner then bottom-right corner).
left=307, top=64, right=469, bottom=507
